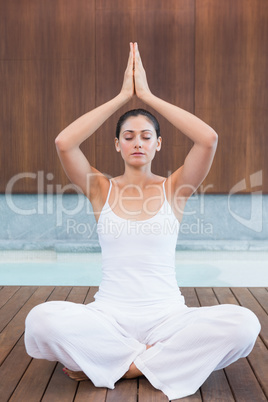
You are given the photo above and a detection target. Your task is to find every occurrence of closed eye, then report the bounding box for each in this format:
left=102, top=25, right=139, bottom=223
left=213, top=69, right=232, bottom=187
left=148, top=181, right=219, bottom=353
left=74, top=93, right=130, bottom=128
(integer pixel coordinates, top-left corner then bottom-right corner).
left=124, top=136, right=151, bottom=140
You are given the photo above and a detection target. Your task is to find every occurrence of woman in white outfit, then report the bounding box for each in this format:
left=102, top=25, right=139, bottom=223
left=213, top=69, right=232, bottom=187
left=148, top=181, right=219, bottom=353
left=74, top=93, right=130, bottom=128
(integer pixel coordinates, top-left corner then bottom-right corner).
left=24, top=43, right=260, bottom=400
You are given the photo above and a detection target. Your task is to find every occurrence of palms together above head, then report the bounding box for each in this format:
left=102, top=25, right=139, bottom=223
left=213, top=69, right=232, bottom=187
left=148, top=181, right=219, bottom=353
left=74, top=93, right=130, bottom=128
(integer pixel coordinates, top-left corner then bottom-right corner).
left=133, top=42, right=151, bottom=100
left=121, top=43, right=135, bottom=99
left=121, top=42, right=151, bottom=101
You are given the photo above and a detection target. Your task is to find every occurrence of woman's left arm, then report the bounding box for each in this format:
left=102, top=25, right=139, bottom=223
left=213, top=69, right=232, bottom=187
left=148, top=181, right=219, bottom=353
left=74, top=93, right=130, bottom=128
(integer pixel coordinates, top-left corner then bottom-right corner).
left=134, top=43, right=218, bottom=200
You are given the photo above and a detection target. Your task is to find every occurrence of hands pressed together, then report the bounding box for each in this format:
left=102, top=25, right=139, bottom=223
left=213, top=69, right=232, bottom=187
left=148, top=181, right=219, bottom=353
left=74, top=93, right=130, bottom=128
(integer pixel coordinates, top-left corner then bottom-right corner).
left=121, top=42, right=151, bottom=101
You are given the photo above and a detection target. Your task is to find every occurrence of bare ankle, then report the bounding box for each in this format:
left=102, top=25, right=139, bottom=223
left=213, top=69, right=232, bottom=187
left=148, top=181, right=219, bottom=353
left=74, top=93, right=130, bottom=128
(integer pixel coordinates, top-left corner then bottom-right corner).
left=122, top=344, right=153, bottom=379
left=122, top=362, right=142, bottom=379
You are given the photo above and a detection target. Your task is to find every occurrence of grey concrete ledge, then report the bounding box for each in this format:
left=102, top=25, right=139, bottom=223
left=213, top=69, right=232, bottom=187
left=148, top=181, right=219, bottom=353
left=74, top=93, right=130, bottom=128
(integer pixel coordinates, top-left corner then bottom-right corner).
left=0, top=240, right=267, bottom=252
left=176, top=240, right=268, bottom=251
left=0, top=240, right=101, bottom=252
left=1, top=193, right=267, bottom=251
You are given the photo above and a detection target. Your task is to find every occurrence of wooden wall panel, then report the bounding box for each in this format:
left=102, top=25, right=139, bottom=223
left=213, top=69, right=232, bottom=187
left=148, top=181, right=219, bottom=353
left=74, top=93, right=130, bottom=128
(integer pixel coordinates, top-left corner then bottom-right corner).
left=0, top=0, right=267, bottom=194
left=195, top=0, right=268, bottom=193
left=0, top=0, right=94, bottom=59
left=95, top=0, right=195, bottom=179
left=0, top=0, right=95, bottom=193
left=1, top=60, right=96, bottom=193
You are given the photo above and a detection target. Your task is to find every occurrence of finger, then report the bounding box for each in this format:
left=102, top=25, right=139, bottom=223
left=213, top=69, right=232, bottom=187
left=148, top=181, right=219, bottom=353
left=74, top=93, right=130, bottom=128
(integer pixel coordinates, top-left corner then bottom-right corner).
left=131, top=42, right=135, bottom=71
left=132, top=43, right=135, bottom=72
left=134, top=42, right=143, bottom=68
left=127, top=42, right=133, bottom=70
left=134, top=42, right=138, bottom=69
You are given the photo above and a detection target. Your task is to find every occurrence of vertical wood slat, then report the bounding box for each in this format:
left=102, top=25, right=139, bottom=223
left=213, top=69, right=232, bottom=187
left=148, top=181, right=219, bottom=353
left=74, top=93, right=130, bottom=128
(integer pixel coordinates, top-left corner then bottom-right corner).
left=106, top=379, right=138, bottom=402
left=0, top=286, right=20, bottom=308
left=231, top=287, right=268, bottom=346
left=95, top=0, right=195, bottom=180
left=248, top=287, right=268, bottom=314
left=42, top=363, right=78, bottom=402
left=0, top=286, right=67, bottom=364
left=200, top=370, right=235, bottom=402
left=84, top=286, right=99, bottom=304
left=1, top=60, right=96, bottom=193
left=41, top=286, right=89, bottom=402
left=0, top=286, right=59, bottom=400
left=75, top=380, right=107, bottom=402
left=178, top=288, right=203, bottom=401
left=0, top=345, right=32, bottom=402
left=247, top=334, right=268, bottom=399
left=0, top=0, right=94, bottom=59
left=195, top=0, right=268, bottom=193
left=229, top=288, right=268, bottom=401
left=0, top=0, right=95, bottom=193
left=0, top=286, right=38, bottom=333
left=195, top=287, right=267, bottom=402
left=1, top=287, right=267, bottom=400
left=9, top=359, right=57, bottom=402
left=1, top=0, right=268, bottom=193
left=193, top=288, right=236, bottom=402
left=213, top=287, right=268, bottom=401
left=224, top=359, right=267, bottom=402
left=138, top=376, right=168, bottom=401
left=175, top=392, right=202, bottom=402
left=5, top=286, right=80, bottom=401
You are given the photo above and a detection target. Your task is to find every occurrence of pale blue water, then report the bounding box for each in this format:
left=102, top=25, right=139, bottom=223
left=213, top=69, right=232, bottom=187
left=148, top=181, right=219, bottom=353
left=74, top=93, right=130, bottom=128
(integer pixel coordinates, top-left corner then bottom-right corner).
left=0, top=250, right=267, bottom=287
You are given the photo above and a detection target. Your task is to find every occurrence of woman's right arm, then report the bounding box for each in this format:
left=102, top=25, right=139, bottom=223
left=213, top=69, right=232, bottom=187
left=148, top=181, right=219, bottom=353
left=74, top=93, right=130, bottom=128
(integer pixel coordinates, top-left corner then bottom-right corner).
left=55, top=93, right=131, bottom=152
left=55, top=43, right=135, bottom=199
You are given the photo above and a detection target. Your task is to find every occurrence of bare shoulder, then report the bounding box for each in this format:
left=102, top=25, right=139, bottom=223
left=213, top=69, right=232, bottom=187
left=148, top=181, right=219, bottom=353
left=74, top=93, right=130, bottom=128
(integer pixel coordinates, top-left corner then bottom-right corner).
left=145, top=175, right=167, bottom=187
left=165, top=169, right=187, bottom=222
left=86, top=167, right=109, bottom=198
left=164, top=167, right=185, bottom=197
left=87, top=170, right=110, bottom=211
left=155, top=174, right=167, bottom=183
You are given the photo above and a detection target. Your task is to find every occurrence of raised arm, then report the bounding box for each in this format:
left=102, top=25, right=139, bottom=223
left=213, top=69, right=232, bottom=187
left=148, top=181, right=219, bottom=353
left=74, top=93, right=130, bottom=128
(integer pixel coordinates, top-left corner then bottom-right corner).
left=134, top=43, right=218, bottom=204
left=54, top=43, right=135, bottom=199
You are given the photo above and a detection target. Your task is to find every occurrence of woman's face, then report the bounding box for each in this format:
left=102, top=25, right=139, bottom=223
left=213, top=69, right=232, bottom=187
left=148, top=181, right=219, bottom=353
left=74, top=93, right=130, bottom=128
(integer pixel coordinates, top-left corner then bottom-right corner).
left=115, top=115, right=162, bottom=165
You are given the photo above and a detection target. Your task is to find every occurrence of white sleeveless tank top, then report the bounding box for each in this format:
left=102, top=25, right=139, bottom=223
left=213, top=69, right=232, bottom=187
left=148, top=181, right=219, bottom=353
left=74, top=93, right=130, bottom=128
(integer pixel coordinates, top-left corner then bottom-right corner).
left=95, top=179, right=185, bottom=308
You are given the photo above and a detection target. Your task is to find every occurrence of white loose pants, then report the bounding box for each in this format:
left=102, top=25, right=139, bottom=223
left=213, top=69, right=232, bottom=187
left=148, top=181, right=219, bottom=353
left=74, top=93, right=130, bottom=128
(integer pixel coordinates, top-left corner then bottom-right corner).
left=24, top=300, right=260, bottom=400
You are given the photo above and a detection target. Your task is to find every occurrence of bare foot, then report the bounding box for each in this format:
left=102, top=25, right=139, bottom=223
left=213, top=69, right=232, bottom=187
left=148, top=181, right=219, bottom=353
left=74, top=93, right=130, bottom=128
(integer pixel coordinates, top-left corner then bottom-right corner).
left=122, top=344, right=153, bottom=379
left=63, top=345, right=153, bottom=382
left=63, top=367, right=88, bottom=381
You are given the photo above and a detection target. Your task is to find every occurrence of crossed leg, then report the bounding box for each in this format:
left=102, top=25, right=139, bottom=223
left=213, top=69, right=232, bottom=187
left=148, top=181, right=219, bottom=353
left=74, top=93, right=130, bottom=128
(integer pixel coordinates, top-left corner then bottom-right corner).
left=63, top=344, right=153, bottom=381
left=25, top=300, right=260, bottom=399
left=25, top=301, right=147, bottom=388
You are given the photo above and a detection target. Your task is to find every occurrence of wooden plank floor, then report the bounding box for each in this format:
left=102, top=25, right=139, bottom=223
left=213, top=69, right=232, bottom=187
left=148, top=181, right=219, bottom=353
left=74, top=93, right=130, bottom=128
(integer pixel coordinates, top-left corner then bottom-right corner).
left=0, top=286, right=267, bottom=402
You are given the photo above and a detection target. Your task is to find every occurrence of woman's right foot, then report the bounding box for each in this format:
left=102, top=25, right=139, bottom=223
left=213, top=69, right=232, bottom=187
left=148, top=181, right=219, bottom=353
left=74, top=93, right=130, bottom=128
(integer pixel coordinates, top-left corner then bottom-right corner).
left=63, top=345, right=153, bottom=382
left=63, top=367, right=88, bottom=381
left=122, top=344, right=153, bottom=379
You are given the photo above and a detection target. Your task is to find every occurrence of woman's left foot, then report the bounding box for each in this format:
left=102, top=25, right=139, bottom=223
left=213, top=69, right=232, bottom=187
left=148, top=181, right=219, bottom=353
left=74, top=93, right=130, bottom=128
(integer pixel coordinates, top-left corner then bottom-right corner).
left=122, top=344, right=153, bottom=379
left=63, top=367, right=88, bottom=381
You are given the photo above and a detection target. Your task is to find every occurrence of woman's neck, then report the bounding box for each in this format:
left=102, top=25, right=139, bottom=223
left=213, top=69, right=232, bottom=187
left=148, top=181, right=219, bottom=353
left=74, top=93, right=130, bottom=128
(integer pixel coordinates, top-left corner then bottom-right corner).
left=120, top=165, right=155, bottom=186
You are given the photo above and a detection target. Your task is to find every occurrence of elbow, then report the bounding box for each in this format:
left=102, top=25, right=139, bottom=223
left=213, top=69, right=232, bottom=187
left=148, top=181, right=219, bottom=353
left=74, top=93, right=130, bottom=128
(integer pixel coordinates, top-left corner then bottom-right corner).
left=54, top=135, right=60, bottom=147
left=55, top=130, right=80, bottom=152
left=55, top=136, right=63, bottom=150
left=55, top=134, right=68, bottom=151
left=207, top=129, right=218, bottom=148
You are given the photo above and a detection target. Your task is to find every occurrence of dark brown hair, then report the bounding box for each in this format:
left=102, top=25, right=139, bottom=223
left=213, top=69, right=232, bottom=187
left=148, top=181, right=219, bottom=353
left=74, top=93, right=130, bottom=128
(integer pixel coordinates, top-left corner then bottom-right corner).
left=116, top=109, right=160, bottom=139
